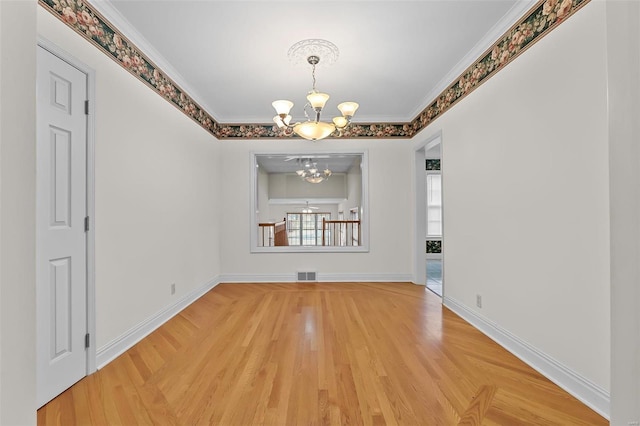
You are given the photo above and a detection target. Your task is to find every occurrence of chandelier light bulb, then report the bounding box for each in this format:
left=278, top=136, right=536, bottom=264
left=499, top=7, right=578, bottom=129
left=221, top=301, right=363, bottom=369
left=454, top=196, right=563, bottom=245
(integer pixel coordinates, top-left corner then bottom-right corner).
left=332, top=116, right=348, bottom=128
left=272, top=100, right=294, bottom=117
left=307, top=91, right=330, bottom=111
left=337, top=102, right=359, bottom=118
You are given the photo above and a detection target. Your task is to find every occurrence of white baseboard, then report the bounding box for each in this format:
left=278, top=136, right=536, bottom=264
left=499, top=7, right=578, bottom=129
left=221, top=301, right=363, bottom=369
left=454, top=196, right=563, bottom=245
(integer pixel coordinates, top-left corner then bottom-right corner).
left=217, top=273, right=295, bottom=283
left=318, top=273, right=413, bottom=282
left=443, top=296, right=610, bottom=420
left=218, top=273, right=413, bottom=283
left=95, top=276, right=221, bottom=369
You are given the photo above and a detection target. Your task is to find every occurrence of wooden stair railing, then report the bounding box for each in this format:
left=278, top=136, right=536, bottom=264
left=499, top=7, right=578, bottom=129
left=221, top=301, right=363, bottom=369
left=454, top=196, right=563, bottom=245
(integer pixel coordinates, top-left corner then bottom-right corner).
left=258, top=218, right=288, bottom=247
left=322, top=219, right=361, bottom=246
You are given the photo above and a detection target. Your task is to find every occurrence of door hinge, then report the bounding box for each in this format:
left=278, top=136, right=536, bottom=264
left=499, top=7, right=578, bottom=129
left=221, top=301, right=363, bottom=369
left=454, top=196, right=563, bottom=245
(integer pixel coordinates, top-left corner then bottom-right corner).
left=84, top=216, right=90, bottom=232
left=85, top=333, right=90, bottom=349
left=84, top=100, right=89, bottom=115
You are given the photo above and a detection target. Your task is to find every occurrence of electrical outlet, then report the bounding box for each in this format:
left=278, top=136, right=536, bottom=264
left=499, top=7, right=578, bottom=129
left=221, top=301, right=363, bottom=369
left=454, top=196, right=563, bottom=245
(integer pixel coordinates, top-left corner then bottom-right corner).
left=171, top=283, right=176, bottom=295
left=476, top=294, right=482, bottom=308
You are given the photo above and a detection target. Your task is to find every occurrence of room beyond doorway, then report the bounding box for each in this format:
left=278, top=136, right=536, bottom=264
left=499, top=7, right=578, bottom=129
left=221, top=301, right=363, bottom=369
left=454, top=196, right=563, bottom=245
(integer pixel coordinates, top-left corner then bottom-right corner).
left=426, top=259, right=442, bottom=296
left=424, top=135, right=443, bottom=297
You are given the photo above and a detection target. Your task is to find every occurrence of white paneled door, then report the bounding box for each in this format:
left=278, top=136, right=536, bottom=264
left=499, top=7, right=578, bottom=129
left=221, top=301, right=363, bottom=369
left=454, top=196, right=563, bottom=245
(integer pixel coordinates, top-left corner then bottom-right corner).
left=36, top=46, right=88, bottom=408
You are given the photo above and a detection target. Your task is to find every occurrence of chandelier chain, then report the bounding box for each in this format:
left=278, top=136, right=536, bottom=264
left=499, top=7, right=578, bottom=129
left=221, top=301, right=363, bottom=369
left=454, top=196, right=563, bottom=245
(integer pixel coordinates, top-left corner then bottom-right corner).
left=311, top=63, right=317, bottom=92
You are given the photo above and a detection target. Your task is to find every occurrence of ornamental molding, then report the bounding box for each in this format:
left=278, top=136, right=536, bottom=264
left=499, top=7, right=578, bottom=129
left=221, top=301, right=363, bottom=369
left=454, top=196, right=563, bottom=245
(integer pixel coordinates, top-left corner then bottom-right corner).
left=38, top=0, right=591, bottom=140
left=287, top=39, right=340, bottom=68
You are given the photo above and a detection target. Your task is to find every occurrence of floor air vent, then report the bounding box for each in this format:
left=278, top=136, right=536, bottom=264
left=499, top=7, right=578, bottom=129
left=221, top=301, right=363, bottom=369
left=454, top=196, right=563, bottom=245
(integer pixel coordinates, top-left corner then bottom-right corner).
left=297, top=271, right=317, bottom=282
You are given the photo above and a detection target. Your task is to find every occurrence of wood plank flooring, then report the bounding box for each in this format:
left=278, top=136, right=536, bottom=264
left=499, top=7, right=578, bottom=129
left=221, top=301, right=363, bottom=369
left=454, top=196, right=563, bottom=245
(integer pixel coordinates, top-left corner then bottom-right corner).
left=38, top=283, right=607, bottom=425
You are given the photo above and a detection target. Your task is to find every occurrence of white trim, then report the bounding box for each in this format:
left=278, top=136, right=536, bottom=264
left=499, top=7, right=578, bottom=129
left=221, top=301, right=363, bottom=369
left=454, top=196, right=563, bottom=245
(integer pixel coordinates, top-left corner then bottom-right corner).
left=86, top=0, right=216, bottom=120
left=219, top=273, right=413, bottom=284
left=96, top=277, right=221, bottom=369
left=413, top=131, right=442, bottom=286
left=319, top=273, right=412, bottom=283
left=251, top=245, right=370, bottom=254
left=443, top=296, right=610, bottom=419
left=414, top=144, right=427, bottom=285
left=408, top=0, right=539, bottom=120
left=268, top=198, right=346, bottom=205
left=36, top=37, right=98, bottom=375
left=218, top=274, right=295, bottom=283
left=90, top=0, right=537, bottom=125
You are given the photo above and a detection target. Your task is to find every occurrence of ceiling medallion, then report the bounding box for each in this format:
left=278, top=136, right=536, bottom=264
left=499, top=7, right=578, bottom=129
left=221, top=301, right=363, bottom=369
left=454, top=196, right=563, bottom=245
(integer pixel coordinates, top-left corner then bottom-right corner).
left=287, top=39, right=339, bottom=67
left=272, top=40, right=359, bottom=141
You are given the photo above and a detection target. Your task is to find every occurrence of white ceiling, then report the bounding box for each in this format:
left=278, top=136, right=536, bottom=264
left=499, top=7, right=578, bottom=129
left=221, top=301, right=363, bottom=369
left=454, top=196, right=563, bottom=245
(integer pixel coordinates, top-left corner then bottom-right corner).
left=95, top=0, right=536, bottom=124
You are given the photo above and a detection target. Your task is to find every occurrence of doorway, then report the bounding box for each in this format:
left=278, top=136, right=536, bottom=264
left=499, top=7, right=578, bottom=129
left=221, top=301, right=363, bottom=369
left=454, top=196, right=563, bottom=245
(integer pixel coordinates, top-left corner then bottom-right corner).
left=414, top=133, right=443, bottom=297
left=36, top=41, right=96, bottom=407
left=425, top=156, right=442, bottom=296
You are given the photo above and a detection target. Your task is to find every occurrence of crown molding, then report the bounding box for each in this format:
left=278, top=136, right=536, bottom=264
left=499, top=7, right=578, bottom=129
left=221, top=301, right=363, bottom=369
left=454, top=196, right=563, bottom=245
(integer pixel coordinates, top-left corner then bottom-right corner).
left=88, top=0, right=216, bottom=118
left=407, top=0, right=592, bottom=136
left=40, top=0, right=593, bottom=140
left=408, top=0, right=539, bottom=120
left=268, top=198, right=347, bottom=205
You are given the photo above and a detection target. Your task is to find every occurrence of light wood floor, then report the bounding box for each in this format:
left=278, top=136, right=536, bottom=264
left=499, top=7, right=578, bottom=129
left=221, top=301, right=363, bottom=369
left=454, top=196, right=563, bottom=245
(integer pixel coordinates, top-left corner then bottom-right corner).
left=38, top=283, right=606, bottom=425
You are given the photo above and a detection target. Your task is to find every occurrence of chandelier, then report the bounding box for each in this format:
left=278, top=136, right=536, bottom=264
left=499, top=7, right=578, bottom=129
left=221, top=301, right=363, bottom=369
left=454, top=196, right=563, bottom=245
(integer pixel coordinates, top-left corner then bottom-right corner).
left=296, top=159, right=332, bottom=184
left=272, top=40, right=359, bottom=141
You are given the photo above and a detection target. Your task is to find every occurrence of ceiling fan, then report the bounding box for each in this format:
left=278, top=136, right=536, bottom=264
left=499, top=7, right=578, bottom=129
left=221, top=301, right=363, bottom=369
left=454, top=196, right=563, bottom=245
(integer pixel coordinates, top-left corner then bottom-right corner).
left=283, top=155, right=331, bottom=162
left=300, top=201, right=319, bottom=213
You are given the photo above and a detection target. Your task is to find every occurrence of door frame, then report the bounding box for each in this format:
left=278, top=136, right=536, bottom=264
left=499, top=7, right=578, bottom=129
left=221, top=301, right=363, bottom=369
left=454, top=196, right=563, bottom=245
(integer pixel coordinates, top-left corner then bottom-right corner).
left=413, top=131, right=443, bottom=289
left=37, top=37, right=97, bottom=375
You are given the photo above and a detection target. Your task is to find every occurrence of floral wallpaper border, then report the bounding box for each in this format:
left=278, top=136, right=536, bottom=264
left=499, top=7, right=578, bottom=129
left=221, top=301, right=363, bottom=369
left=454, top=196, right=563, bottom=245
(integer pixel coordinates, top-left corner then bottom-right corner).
left=426, top=240, right=442, bottom=254
left=39, top=0, right=590, bottom=140
left=407, top=0, right=590, bottom=135
left=426, top=159, right=441, bottom=171
left=39, top=0, right=219, bottom=136
left=215, top=122, right=412, bottom=139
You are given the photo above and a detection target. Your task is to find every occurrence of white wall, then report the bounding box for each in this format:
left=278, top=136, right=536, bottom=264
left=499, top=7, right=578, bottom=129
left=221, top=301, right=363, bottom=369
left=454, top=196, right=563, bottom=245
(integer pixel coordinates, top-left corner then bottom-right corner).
left=268, top=173, right=347, bottom=199
left=221, top=139, right=413, bottom=280
left=341, top=161, right=362, bottom=214
left=421, top=0, right=610, bottom=397
left=257, top=166, right=270, bottom=222
left=607, top=0, right=640, bottom=423
left=37, top=9, right=221, bottom=349
left=0, top=1, right=37, bottom=424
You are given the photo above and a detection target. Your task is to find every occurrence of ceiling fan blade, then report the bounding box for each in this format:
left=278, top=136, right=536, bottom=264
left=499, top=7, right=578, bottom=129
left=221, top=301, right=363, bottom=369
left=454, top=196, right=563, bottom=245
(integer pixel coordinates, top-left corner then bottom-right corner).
left=284, top=155, right=330, bottom=162
left=300, top=201, right=320, bottom=211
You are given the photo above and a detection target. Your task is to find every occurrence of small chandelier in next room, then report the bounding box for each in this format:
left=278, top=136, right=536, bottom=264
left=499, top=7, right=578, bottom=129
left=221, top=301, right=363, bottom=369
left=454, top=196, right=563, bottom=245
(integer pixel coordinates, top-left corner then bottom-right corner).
left=272, top=39, right=359, bottom=141
left=296, top=159, right=332, bottom=184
